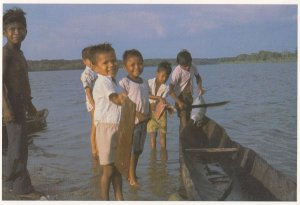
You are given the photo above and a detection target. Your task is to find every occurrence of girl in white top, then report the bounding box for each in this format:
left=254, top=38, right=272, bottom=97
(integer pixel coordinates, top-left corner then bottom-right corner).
left=119, top=49, right=150, bottom=187
left=91, top=43, right=126, bottom=201
left=80, top=46, right=98, bottom=157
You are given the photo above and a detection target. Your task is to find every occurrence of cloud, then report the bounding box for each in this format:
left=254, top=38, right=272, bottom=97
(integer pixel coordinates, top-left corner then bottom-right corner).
left=57, top=10, right=167, bottom=40
left=179, top=5, right=297, bottom=35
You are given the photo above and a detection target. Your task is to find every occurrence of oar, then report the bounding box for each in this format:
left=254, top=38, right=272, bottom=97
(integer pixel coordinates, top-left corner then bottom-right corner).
left=191, top=101, right=229, bottom=109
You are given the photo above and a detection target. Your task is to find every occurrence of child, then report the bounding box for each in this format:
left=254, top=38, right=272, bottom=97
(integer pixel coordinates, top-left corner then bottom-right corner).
left=80, top=46, right=98, bottom=158
left=147, top=61, right=172, bottom=150
left=119, top=49, right=150, bottom=187
left=169, top=49, right=204, bottom=132
left=2, top=7, right=44, bottom=199
left=91, top=43, right=126, bottom=200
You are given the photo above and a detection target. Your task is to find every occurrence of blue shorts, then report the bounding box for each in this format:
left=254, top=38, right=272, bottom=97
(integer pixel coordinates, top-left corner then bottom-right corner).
left=132, top=122, right=147, bottom=154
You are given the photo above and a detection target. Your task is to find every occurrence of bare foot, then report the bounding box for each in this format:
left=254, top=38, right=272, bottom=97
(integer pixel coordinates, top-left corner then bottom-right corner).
left=18, top=190, right=45, bottom=200
left=128, top=178, right=139, bottom=187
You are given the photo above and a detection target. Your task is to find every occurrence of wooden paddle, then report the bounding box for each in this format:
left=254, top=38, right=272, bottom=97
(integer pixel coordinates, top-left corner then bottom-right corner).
left=191, top=101, right=229, bottom=109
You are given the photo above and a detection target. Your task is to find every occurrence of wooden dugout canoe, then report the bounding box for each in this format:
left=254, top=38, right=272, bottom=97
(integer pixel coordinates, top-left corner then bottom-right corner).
left=179, top=116, right=296, bottom=201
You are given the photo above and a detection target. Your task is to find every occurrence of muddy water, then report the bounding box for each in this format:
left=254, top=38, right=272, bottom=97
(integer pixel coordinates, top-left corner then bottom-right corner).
left=2, top=62, right=296, bottom=200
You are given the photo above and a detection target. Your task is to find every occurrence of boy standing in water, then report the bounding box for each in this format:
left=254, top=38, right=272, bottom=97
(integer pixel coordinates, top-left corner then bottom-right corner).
left=169, top=49, right=204, bottom=132
left=80, top=46, right=98, bottom=158
left=147, top=61, right=172, bottom=149
left=2, top=8, right=44, bottom=199
left=92, top=43, right=126, bottom=200
left=119, top=49, right=150, bottom=187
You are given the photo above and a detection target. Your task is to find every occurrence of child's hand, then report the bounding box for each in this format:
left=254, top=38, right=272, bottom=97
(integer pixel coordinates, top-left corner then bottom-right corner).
left=118, top=92, right=127, bottom=104
left=178, top=101, right=186, bottom=110
left=3, top=109, right=14, bottom=122
left=198, top=86, right=204, bottom=96
left=158, top=97, right=167, bottom=104
left=136, top=111, right=150, bottom=123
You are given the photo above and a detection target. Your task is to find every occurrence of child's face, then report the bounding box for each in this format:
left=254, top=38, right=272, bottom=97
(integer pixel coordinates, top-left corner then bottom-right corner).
left=156, top=70, right=169, bottom=84
left=93, top=51, right=118, bottom=77
left=3, top=22, right=27, bottom=45
left=179, top=63, right=191, bottom=71
left=124, top=56, right=143, bottom=79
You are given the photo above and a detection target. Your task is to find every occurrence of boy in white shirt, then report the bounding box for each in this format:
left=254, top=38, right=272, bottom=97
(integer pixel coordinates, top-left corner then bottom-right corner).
left=119, top=49, right=150, bottom=187
left=80, top=46, right=98, bottom=158
left=169, top=49, right=204, bottom=132
left=91, top=43, right=126, bottom=200
left=147, top=61, right=172, bottom=149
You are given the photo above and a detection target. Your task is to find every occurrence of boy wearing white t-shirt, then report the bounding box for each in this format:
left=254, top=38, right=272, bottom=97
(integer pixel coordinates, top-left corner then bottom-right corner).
left=80, top=46, right=98, bottom=158
left=169, top=49, right=204, bottom=132
left=119, top=49, right=151, bottom=187
left=147, top=61, right=172, bottom=150
left=91, top=43, right=126, bottom=201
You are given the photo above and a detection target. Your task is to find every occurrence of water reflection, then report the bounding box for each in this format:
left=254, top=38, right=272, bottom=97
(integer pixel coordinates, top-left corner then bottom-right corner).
left=147, top=149, right=169, bottom=199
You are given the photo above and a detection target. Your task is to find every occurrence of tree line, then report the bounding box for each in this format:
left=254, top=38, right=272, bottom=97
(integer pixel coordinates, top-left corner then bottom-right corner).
left=27, top=50, right=297, bottom=72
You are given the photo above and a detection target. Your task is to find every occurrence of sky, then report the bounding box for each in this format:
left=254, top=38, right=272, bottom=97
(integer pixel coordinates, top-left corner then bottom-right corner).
left=2, top=3, right=298, bottom=60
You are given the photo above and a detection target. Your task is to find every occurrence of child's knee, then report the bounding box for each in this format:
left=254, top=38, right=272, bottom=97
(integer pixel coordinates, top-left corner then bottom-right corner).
left=102, top=165, right=114, bottom=177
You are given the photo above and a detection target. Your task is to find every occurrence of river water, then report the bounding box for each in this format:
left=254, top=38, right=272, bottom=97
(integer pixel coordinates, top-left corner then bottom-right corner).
left=5, top=62, right=296, bottom=200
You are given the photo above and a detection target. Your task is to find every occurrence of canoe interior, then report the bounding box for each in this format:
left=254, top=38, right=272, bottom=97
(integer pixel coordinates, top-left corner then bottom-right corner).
left=180, top=116, right=296, bottom=201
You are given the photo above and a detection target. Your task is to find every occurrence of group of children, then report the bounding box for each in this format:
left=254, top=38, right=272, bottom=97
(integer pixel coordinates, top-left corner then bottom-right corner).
left=80, top=43, right=203, bottom=200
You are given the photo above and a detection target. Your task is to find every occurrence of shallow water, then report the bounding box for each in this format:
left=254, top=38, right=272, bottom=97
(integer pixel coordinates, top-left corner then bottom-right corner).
left=7, top=62, right=296, bottom=200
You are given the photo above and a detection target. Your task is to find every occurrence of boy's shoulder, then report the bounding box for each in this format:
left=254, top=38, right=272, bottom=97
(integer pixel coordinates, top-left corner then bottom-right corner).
left=3, top=45, right=17, bottom=60
left=119, top=76, right=146, bottom=86
left=81, top=67, right=97, bottom=78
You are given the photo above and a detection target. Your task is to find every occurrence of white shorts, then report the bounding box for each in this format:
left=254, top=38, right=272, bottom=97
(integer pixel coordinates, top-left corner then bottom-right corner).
left=96, top=123, right=119, bottom=165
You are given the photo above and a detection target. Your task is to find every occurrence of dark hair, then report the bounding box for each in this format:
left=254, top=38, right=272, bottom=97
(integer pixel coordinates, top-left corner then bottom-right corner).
left=157, top=61, right=172, bottom=75
left=122, top=49, right=143, bottom=64
left=3, top=7, right=27, bottom=30
left=89, top=43, right=115, bottom=65
left=81, top=46, right=92, bottom=60
left=176, top=49, right=192, bottom=66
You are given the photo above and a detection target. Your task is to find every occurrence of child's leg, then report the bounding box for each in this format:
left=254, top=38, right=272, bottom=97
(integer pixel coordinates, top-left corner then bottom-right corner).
left=90, top=110, right=97, bottom=157
left=159, top=131, right=166, bottom=149
left=100, top=164, right=114, bottom=200
left=128, top=153, right=140, bottom=186
left=112, top=166, right=123, bottom=200
left=149, top=132, right=157, bottom=149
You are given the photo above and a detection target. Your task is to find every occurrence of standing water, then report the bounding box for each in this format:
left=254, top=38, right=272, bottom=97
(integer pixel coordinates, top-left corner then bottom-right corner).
left=2, top=62, right=296, bottom=200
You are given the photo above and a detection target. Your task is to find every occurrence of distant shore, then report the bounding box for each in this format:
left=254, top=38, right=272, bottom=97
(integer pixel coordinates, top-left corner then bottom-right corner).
left=27, top=50, right=297, bottom=72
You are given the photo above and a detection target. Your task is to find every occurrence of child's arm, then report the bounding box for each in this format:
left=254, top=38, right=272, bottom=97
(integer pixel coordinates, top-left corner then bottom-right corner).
left=168, top=84, right=185, bottom=110
left=2, top=50, right=14, bottom=122
left=149, top=94, right=166, bottom=103
left=2, top=85, right=14, bottom=122
left=136, top=110, right=151, bottom=123
left=85, top=87, right=95, bottom=109
left=27, top=100, right=38, bottom=116
left=109, top=93, right=127, bottom=106
left=195, top=74, right=204, bottom=96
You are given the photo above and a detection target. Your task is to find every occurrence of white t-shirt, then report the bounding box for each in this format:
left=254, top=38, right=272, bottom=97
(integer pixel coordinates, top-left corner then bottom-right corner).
left=80, top=66, right=98, bottom=112
left=170, top=64, right=199, bottom=96
left=93, top=74, right=121, bottom=125
left=148, top=78, right=170, bottom=104
left=119, top=77, right=150, bottom=124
